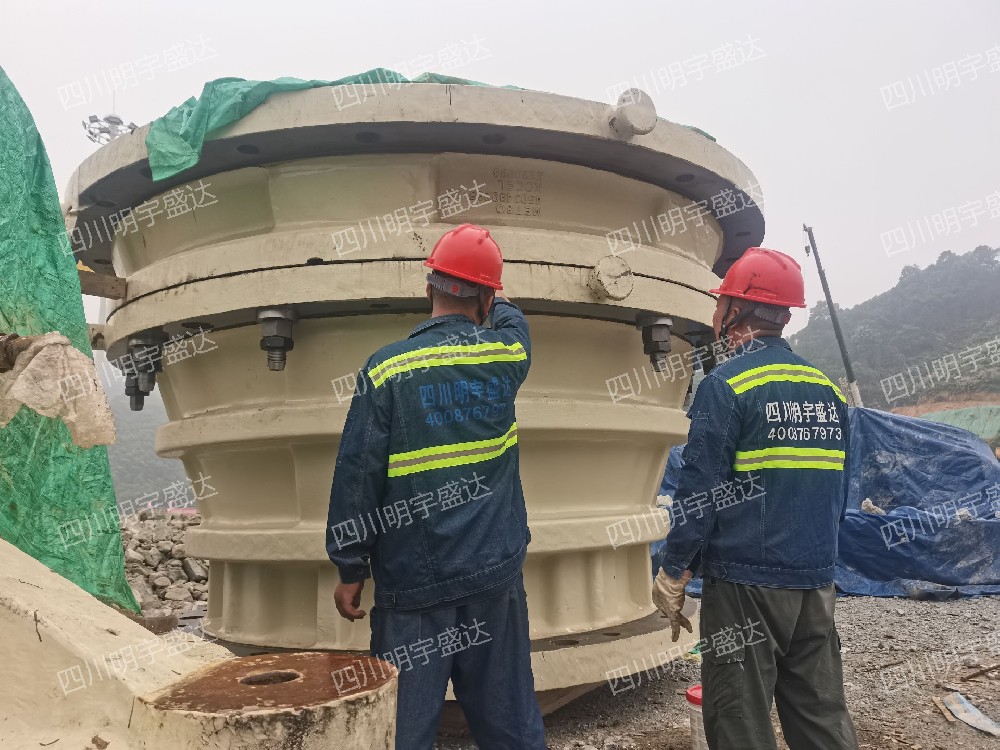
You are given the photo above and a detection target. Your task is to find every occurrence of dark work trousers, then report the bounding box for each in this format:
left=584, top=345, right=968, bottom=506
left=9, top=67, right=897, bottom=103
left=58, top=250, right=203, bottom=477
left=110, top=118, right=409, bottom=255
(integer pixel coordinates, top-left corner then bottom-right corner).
left=370, top=574, right=546, bottom=750
left=700, top=578, right=859, bottom=750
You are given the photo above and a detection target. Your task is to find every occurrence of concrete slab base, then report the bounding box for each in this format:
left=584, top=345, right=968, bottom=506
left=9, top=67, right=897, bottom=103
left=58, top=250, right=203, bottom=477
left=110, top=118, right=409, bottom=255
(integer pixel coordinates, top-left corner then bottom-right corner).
left=0, top=538, right=231, bottom=747
left=0, top=539, right=397, bottom=748
left=131, top=652, right=396, bottom=749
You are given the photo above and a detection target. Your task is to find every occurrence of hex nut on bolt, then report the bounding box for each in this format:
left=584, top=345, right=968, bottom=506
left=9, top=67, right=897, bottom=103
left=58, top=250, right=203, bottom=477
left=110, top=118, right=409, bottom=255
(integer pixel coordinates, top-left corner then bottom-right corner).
left=123, top=329, right=167, bottom=411
left=636, top=314, right=673, bottom=372
left=257, top=309, right=298, bottom=371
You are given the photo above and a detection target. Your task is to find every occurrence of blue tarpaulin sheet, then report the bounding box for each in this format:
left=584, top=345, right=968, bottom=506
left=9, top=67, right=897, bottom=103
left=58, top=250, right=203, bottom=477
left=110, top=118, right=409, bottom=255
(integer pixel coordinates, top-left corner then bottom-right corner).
left=652, top=408, right=1000, bottom=598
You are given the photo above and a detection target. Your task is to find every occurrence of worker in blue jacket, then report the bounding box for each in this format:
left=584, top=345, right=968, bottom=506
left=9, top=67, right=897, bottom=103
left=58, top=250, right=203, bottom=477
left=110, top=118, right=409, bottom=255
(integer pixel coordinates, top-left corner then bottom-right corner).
left=654, top=248, right=859, bottom=750
left=326, top=224, right=546, bottom=750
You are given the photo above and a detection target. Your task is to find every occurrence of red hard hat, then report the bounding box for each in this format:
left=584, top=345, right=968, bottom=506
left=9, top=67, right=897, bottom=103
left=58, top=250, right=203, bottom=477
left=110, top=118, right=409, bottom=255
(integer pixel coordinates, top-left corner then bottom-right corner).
left=424, top=224, right=503, bottom=290
left=709, top=247, right=806, bottom=308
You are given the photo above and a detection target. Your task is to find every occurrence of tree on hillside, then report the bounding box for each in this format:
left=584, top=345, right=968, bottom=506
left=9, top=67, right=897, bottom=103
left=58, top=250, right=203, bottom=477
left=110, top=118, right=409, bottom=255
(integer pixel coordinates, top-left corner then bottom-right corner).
left=804, top=299, right=841, bottom=327
left=791, top=245, right=1000, bottom=408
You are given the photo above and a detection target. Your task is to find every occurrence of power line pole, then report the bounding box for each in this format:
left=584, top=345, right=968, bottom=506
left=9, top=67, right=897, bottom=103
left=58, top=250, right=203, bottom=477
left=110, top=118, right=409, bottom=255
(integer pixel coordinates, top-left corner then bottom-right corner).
left=803, top=225, right=864, bottom=407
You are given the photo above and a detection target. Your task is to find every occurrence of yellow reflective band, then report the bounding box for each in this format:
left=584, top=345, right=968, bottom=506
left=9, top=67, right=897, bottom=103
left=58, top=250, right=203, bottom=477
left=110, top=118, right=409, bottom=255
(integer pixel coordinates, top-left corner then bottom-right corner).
left=369, top=342, right=525, bottom=380
left=733, top=447, right=845, bottom=472
left=727, top=363, right=827, bottom=386
left=368, top=342, right=526, bottom=388
left=726, top=364, right=846, bottom=402
left=373, top=353, right=526, bottom=388
left=387, top=423, right=519, bottom=477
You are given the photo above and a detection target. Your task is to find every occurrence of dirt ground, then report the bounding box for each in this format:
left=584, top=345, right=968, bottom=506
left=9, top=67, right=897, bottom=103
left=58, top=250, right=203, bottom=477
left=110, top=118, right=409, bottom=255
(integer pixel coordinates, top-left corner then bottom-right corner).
left=436, top=595, right=1000, bottom=750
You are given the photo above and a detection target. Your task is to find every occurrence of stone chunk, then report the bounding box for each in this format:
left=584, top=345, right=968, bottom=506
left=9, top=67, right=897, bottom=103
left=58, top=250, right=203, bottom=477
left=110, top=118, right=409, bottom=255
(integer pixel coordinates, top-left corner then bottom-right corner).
left=151, top=524, right=171, bottom=543
left=164, top=585, right=194, bottom=602
left=142, top=549, right=162, bottom=569
left=129, top=578, right=159, bottom=609
left=167, top=568, right=188, bottom=584
left=182, top=558, right=208, bottom=583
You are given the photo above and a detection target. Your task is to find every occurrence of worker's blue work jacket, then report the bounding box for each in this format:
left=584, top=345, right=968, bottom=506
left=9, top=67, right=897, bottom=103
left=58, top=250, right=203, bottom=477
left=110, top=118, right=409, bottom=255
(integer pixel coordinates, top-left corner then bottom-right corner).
left=326, top=300, right=531, bottom=610
left=660, top=336, right=850, bottom=589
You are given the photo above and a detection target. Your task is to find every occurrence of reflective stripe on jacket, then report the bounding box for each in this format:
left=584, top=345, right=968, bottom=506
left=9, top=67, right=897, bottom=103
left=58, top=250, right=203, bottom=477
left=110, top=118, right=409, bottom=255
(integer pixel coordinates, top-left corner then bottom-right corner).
left=660, top=336, right=850, bottom=589
left=326, top=300, right=531, bottom=610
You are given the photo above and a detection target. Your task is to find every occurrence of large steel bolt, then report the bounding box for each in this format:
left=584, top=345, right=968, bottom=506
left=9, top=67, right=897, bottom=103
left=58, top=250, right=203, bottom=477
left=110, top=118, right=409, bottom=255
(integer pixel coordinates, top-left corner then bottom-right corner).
left=609, top=89, right=657, bottom=139
left=588, top=255, right=634, bottom=301
left=636, top=314, right=673, bottom=372
left=125, top=376, right=143, bottom=412
left=123, top=329, right=167, bottom=411
left=258, top=309, right=297, bottom=371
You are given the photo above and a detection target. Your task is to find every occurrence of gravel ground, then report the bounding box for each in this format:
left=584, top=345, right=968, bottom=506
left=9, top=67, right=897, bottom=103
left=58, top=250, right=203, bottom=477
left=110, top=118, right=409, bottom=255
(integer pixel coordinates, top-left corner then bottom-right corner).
left=436, top=595, right=1000, bottom=749
left=122, top=512, right=210, bottom=617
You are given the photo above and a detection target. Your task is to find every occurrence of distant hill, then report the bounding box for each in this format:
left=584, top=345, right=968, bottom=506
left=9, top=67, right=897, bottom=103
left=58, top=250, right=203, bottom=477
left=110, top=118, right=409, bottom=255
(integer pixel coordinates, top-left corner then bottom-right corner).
left=789, top=245, right=1000, bottom=418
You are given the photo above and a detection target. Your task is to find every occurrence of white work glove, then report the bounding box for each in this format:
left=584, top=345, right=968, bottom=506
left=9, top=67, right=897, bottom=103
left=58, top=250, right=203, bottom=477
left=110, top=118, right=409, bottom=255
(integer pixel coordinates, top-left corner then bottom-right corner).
left=652, top=569, right=693, bottom=642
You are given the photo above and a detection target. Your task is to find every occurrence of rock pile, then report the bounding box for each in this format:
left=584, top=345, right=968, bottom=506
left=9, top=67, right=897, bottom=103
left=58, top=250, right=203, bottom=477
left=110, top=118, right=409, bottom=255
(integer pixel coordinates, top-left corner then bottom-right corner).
left=122, top=511, right=209, bottom=617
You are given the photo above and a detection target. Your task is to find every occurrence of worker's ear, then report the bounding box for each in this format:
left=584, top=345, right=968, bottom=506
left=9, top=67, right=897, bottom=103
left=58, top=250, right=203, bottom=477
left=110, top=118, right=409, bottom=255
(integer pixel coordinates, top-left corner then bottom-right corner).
left=426, top=284, right=433, bottom=303
left=726, top=303, right=742, bottom=326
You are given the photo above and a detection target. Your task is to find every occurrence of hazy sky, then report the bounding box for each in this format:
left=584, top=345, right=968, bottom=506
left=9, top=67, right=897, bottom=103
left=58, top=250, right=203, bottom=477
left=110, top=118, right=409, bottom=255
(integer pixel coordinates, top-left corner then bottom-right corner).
left=3, top=0, right=998, bottom=333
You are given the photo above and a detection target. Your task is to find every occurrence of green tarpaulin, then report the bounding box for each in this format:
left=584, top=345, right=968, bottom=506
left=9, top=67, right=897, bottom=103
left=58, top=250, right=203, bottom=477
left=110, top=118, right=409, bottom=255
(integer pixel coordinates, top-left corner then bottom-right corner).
left=146, top=68, right=503, bottom=181
left=0, top=67, right=137, bottom=611
left=146, top=68, right=716, bottom=182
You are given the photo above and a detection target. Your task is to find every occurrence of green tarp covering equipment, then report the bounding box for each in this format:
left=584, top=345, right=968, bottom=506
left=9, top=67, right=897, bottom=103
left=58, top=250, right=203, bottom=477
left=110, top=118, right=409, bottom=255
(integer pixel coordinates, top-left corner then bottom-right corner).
left=146, top=68, right=716, bottom=182
left=0, top=66, right=138, bottom=612
left=146, top=69, right=501, bottom=181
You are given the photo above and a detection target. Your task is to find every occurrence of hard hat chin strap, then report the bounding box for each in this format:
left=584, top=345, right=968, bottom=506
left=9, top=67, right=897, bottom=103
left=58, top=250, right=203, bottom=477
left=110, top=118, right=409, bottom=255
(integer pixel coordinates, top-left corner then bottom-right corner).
left=719, top=299, right=759, bottom=343
left=718, top=296, right=736, bottom=341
